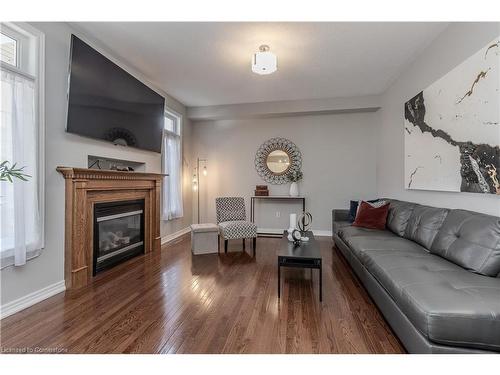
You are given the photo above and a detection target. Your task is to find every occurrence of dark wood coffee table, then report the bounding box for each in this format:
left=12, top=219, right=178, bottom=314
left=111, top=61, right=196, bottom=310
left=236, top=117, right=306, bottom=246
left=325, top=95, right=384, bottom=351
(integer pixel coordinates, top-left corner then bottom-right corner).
left=277, top=230, right=322, bottom=302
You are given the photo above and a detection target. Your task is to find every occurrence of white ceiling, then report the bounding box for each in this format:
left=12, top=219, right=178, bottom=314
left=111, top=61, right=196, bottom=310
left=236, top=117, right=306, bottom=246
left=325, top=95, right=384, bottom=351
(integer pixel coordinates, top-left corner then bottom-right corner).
left=71, top=22, right=448, bottom=107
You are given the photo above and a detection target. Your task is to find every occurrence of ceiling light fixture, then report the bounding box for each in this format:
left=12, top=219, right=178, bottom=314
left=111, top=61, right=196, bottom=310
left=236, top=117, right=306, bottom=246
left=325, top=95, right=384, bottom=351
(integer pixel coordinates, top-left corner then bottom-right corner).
left=252, top=45, right=277, bottom=75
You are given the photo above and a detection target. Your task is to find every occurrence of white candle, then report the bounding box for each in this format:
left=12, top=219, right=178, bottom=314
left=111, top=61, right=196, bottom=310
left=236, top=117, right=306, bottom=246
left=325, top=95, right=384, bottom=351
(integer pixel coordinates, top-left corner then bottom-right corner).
left=289, top=213, right=297, bottom=230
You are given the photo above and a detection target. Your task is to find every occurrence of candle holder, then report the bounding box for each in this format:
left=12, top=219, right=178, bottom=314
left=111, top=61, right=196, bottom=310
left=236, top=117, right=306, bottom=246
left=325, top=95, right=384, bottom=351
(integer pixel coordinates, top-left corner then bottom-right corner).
left=288, top=213, right=297, bottom=234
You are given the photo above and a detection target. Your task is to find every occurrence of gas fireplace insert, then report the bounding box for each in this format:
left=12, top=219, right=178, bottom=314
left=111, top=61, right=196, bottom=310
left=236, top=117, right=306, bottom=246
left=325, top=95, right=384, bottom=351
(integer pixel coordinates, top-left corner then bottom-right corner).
left=93, top=199, right=145, bottom=275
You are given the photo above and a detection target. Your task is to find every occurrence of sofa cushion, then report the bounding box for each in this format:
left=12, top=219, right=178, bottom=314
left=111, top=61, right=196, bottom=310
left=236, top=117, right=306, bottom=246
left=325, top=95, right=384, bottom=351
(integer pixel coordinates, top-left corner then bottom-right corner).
left=361, top=248, right=500, bottom=351
left=346, top=235, right=427, bottom=266
left=385, top=199, right=417, bottom=236
left=338, top=226, right=396, bottom=243
left=431, top=209, right=500, bottom=277
left=404, top=205, right=449, bottom=250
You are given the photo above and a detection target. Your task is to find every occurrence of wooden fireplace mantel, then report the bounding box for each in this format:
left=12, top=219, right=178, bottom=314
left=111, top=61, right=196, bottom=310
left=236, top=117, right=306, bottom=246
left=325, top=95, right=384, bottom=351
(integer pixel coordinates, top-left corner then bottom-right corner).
left=57, top=167, right=165, bottom=290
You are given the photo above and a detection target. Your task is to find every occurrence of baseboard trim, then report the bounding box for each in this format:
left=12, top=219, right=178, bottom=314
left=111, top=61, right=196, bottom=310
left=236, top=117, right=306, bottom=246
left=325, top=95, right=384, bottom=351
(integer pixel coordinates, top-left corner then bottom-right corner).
left=161, top=226, right=191, bottom=245
left=258, top=228, right=332, bottom=237
left=312, top=230, right=332, bottom=237
left=257, top=227, right=285, bottom=235
left=0, top=280, right=66, bottom=320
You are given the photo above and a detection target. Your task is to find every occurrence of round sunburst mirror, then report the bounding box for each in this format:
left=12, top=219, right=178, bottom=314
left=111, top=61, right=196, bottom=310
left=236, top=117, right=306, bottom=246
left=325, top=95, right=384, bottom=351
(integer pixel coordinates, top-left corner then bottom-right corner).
left=255, top=138, right=302, bottom=184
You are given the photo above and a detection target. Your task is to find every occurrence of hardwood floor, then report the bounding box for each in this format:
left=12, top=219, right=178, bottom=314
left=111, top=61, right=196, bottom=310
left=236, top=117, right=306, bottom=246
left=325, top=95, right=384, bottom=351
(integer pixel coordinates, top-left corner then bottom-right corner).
left=0, top=235, right=405, bottom=354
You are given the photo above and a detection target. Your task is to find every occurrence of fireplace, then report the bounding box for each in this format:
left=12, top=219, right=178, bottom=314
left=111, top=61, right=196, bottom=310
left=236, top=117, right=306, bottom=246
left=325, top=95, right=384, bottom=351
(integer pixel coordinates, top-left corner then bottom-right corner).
left=93, top=199, right=145, bottom=275
left=57, top=167, right=163, bottom=289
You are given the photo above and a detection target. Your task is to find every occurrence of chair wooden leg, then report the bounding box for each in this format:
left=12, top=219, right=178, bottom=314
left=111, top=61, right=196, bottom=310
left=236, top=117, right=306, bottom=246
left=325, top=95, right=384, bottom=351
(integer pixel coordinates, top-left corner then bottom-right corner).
left=218, top=235, right=220, bottom=254
left=253, top=237, right=256, bottom=257
left=242, top=238, right=246, bottom=251
left=224, top=239, right=228, bottom=254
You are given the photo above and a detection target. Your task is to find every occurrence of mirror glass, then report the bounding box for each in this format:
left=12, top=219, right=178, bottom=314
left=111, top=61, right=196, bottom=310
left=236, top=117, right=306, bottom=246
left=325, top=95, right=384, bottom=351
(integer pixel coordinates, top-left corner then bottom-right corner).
left=266, top=150, right=290, bottom=174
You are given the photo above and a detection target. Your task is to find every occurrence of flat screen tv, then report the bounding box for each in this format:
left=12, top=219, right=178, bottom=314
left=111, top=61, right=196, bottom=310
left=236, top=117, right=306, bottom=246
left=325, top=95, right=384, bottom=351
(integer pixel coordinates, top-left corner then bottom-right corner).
left=66, top=35, right=165, bottom=153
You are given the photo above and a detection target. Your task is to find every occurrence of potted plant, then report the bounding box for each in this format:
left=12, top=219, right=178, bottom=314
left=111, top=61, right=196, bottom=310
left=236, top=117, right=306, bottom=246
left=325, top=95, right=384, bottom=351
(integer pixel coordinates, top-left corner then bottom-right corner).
left=287, top=170, right=303, bottom=197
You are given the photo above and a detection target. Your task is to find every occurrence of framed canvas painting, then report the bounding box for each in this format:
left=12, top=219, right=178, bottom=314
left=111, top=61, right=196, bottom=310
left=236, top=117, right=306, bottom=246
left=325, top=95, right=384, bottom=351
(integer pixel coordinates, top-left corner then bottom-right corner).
left=404, top=36, right=499, bottom=195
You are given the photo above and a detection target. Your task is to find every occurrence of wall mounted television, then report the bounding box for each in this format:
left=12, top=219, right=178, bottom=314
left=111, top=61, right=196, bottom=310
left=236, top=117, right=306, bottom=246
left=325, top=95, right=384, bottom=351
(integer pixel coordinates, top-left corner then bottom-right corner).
left=66, top=35, right=165, bottom=153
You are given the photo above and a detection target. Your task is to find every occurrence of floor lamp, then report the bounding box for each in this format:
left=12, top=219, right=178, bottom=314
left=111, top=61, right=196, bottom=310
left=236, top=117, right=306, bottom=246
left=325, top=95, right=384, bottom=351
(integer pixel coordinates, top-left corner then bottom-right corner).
left=193, top=158, right=208, bottom=223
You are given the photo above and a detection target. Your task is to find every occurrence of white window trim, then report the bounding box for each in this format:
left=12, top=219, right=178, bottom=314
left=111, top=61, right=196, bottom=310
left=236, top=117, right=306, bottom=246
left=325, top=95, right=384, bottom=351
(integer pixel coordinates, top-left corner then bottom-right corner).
left=164, top=107, right=182, bottom=148
left=164, top=108, right=182, bottom=136
left=1, top=22, right=45, bottom=252
left=0, top=61, right=35, bottom=81
left=163, top=107, right=183, bottom=221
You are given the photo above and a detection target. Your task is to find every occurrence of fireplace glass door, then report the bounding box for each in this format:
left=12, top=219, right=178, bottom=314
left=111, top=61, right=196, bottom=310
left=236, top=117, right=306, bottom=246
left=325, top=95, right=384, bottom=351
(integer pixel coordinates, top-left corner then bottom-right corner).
left=93, top=199, right=145, bottom=274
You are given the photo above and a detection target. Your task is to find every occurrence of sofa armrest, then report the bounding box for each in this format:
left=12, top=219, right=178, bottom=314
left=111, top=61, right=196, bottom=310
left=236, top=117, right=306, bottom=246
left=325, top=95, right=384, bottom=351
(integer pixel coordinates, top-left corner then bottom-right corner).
left=332, top=209, right=351, bottom=238
left=332, top=209, right=350, bottom=222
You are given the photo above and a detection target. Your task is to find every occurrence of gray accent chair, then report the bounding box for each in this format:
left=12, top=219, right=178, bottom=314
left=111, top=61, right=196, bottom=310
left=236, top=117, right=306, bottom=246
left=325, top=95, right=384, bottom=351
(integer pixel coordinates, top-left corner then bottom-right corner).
left=216, top=197, right=257, bottom=256
left=332, top=198, right=500, bottom=353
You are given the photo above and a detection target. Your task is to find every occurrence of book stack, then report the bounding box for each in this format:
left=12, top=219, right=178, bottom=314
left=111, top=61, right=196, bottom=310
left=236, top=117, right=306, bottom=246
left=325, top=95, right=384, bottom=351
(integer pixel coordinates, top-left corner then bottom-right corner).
left=254, top=185, right=269, bottom=196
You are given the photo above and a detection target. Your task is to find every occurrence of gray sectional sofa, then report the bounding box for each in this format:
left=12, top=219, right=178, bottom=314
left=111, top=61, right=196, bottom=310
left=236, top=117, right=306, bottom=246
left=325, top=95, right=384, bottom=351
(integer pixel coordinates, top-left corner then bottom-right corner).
left=332, top=199, right=500, bottom=353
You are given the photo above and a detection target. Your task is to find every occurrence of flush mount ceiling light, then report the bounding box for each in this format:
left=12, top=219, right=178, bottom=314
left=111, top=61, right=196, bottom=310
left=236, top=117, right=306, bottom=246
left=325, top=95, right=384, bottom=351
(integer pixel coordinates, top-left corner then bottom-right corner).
left=252, top=45, right=277, bottom=75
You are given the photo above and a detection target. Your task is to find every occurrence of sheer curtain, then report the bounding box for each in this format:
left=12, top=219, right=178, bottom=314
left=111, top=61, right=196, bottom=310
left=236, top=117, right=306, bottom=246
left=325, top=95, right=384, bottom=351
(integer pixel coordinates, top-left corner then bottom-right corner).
left=0, top=69, right=42, bottom=268
left=162, top=130, right=183, bottom=220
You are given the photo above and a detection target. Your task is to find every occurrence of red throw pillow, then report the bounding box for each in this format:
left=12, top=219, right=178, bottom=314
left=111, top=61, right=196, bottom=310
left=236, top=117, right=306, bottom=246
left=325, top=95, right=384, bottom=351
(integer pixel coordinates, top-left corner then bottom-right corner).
left=352, top=201, right=390, bottom=230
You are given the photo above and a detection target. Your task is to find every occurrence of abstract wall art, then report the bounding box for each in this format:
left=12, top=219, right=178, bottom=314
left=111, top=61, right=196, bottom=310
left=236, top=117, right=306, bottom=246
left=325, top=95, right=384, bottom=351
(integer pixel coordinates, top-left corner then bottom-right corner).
left=404, top=36, right=499, bottom=195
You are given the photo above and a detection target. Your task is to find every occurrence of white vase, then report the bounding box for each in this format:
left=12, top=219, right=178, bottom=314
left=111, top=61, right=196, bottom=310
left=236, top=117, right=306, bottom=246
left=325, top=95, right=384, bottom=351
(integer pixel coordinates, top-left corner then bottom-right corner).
left=289, top=182, right=299, bottom=197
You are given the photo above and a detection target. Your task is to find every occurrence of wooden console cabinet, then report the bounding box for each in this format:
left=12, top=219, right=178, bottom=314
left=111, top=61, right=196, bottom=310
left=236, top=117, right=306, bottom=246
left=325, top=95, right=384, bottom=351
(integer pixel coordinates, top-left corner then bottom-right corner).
left=57, top=167, right=164, bottom=290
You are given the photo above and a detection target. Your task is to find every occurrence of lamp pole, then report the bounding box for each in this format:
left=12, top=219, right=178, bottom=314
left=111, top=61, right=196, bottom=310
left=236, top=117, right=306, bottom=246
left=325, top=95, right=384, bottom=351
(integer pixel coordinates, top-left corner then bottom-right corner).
left=197, top=158, right=207, bottom=224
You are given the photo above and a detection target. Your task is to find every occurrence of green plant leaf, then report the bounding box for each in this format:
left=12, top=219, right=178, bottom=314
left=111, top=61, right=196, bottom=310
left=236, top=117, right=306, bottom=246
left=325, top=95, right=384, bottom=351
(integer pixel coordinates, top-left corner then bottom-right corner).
left=0, top=160, right=31, bottom=183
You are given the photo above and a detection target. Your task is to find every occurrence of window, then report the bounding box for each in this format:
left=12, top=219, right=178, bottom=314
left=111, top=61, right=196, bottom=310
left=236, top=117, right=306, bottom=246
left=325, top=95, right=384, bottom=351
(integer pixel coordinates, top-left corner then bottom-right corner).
left=162, top=109, right=183, bottom=220
left=0, top=32, right=17, bottom=66
left=0, top=23, right=45, bottom=268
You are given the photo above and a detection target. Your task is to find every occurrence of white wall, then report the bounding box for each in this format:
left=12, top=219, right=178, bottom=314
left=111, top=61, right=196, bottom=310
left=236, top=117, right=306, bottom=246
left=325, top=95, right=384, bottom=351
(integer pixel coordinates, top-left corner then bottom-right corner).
left=1, top=22, right=193, bottom=306
left=192, top=112, right=379, bottom=233
left=377, top=22, right=500, bottom=216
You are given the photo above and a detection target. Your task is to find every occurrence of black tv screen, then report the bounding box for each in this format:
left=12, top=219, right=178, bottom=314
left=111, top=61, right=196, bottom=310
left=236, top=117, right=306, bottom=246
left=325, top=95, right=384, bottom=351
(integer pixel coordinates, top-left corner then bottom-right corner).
left=66, top=35, right=165, bottom=153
